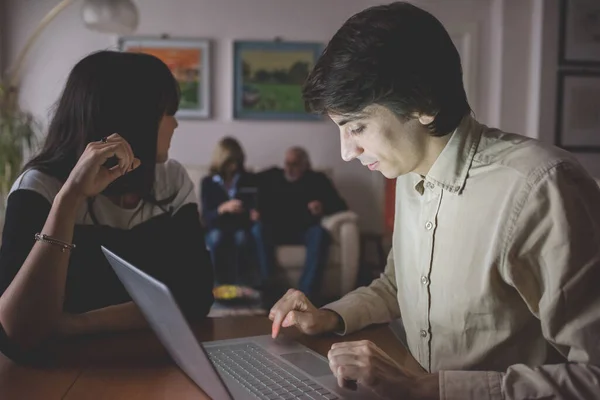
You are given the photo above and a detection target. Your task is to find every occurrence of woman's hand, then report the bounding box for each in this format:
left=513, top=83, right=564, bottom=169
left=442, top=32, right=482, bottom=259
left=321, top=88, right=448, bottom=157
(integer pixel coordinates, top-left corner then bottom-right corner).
left=62, top=133, right=140, bottom=200
left=218, top=199, right=244, bottom=214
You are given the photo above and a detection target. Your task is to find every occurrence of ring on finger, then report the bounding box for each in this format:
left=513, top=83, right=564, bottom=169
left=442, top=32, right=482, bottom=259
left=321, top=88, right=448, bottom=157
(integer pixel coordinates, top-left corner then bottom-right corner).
left=100, top=137, right=108, bottom=143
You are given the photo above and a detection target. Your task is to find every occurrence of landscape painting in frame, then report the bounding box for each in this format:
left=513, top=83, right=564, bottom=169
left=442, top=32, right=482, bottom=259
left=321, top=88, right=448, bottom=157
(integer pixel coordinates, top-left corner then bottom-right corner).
left=233, top=41, right=323, bottom=120
left=119, top=37, right=211, bottom=119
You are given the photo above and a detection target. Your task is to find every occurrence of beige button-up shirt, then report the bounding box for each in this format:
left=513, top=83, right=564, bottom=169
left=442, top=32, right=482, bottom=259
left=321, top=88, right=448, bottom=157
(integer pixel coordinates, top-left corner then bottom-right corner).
left=325, top=116, right=600, bottom=399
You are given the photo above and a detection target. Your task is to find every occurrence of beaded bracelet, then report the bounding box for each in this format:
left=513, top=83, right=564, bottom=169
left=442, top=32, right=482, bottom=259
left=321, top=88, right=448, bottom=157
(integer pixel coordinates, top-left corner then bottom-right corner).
left=34, top=233, right=76, bottom=253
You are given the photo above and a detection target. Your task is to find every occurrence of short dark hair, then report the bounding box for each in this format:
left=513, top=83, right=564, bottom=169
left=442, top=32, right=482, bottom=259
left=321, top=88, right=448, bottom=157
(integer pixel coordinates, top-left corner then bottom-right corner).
left=303, top=1, right=471, bottom=136
left=24, top=50, right=180, bottom=197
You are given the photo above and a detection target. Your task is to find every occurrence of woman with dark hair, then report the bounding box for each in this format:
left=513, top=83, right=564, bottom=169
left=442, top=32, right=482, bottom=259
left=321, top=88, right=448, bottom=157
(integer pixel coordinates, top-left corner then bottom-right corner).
left=201, top=137, right=258, bottom=286
left=0, top=50, right=214, bottom=361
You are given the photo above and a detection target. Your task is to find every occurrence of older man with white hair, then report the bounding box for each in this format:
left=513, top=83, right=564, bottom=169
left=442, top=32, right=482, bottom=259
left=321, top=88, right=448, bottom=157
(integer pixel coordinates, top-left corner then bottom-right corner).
left=251, top=146, right=348, bottom=301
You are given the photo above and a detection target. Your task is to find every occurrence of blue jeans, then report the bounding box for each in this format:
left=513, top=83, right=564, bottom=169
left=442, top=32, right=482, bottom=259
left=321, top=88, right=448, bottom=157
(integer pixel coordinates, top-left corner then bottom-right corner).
left=205, top=228, right=255, bottom=285
left=251, top=222, right=330, bottom=297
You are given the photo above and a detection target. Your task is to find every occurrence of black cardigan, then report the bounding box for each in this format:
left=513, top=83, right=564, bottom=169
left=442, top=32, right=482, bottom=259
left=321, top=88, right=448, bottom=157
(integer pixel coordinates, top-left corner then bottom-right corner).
left=256, top=168, right=348, bottom=237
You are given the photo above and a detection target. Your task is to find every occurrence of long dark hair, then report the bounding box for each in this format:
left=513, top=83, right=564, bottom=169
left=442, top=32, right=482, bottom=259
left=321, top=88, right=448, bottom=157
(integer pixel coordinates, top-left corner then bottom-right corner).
left=24, top=50, right=180, bottom=198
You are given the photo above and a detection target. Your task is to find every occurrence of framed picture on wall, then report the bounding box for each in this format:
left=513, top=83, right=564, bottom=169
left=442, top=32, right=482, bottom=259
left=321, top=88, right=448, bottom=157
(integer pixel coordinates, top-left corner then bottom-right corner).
left=559, top=0, right=600, bottom=66
left=119, top=37, right=211, bottom=119
left=555, top=70, right=600, bottom=152
left=233, top=40, right=323, bottom=120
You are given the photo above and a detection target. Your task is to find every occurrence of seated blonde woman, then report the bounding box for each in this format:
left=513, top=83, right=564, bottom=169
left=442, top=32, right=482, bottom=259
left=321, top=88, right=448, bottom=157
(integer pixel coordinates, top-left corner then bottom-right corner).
left=201, top=137, right=259, bottom=286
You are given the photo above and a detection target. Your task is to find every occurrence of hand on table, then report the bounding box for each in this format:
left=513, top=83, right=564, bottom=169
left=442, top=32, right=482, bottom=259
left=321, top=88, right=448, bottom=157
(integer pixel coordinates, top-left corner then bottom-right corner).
left=218, top=199, right=244, bottom=214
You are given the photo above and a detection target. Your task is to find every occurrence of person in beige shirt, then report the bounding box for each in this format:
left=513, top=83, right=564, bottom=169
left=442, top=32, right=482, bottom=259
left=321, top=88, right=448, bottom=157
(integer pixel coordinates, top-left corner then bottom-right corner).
left=269, top=2, right=600, bottom=399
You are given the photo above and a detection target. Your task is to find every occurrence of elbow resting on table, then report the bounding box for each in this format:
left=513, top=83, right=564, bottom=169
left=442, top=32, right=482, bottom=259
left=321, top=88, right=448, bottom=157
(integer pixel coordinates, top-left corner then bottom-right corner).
left=0, top=312, right=58, bottom=352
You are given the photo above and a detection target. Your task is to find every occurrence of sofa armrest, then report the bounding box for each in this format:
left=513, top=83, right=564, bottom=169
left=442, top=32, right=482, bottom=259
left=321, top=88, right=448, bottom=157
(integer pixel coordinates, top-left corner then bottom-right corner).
left=321, top=211, right=360, bottom=295
left=321, top=211, right=359, bottom=242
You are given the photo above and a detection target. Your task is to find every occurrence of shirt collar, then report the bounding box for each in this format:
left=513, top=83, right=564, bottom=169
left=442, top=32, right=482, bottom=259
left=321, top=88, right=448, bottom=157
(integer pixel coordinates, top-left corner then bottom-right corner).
left=423, top=115, right=482, bottom=194
left=212, top=173, right=240, bottom=185
left=212, top=173, right=241, bottom=200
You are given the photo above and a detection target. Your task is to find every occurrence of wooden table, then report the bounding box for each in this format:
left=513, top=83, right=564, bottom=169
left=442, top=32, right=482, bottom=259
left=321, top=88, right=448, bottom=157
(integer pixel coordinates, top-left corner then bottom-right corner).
left=0, top=316, right=422, bottom=399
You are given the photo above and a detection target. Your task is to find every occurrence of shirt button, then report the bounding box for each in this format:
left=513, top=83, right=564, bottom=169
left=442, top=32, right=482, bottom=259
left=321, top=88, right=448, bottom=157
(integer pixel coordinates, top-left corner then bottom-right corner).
left=425, top=182, right=435, bottom=190
left=421, top=276, right=429, bottom=285
left=425, top=221, right=433, bottom=230
left=420, top=330, right=428, bottom=338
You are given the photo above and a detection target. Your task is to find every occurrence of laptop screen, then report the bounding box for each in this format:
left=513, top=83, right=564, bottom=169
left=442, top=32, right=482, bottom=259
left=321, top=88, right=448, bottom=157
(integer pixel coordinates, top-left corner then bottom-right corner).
left=101, top=246, right=233, bottom=400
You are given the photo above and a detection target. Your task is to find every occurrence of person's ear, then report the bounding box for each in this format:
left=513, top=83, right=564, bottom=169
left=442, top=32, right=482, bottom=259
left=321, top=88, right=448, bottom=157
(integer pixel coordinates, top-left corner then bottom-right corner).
left=418, top=114, right=435, bottom=125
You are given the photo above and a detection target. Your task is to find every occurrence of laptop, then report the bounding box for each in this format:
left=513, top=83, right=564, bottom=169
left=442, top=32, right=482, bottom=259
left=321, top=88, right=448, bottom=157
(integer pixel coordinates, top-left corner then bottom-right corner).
left=101, top=246, right=375, bottom=400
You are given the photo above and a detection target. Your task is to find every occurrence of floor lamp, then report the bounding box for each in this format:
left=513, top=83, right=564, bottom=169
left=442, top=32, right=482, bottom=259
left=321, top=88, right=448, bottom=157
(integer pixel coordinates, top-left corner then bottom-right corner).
left=7, top=0, right=140, bottom=91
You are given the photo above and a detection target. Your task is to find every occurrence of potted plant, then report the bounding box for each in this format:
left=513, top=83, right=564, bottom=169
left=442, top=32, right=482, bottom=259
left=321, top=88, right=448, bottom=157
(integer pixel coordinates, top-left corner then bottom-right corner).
left=0, top=81, right=38, bottom=226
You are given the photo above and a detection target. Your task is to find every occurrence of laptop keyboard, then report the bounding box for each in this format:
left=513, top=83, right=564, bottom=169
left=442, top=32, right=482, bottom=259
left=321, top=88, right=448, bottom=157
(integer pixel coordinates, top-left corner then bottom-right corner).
left=206, top=343, right=339, bottom=400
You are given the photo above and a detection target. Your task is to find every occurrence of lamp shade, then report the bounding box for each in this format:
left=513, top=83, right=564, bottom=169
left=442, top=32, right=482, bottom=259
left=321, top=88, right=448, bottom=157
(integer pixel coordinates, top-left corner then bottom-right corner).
left=82, top=0, right=139, bottom=35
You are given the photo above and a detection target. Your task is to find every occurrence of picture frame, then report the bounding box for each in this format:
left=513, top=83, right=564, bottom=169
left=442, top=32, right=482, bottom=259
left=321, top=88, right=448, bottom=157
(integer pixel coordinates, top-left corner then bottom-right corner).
left=233, top=40, right=323, bottom=120
left=555, top=70, right=600, bottom=152
left=119, top=36, right=211, bottom=119
left=558, top=0, right=600, bottom=66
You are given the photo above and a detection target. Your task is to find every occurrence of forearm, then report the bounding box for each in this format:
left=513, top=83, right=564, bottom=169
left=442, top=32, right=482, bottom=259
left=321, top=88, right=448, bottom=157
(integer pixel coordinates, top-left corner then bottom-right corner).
left=439, top=363, right=600, bottom=400
left=317, top=309, right=345, bottom=334
left=320, top=181, right=347, bottom=215
left=323, top=274, right=401, bottom=334
left=0, top=189, right=83, bottom=347
left=60, top=302, right=147, bottom=336
left=411, top=374, right=440, bottom=400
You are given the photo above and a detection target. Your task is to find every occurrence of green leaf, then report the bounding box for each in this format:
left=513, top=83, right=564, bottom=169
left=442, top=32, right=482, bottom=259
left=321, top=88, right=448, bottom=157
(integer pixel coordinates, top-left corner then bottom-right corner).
left=0, top=78, right=39, bottom=205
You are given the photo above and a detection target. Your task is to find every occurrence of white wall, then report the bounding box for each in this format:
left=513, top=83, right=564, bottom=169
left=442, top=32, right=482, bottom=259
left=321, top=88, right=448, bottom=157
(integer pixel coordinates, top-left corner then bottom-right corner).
left=496, top=0, right=537, bottom=135
left=0, top=0, right=5, bottom=74
left=487, top=0, right=550, bottom=139
left=5, top=0, right=535, bottom=233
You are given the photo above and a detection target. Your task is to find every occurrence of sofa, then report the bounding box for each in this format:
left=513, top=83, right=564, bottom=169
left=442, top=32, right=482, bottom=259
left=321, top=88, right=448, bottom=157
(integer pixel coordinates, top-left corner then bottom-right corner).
left=183, top=164, right=360, bottom=299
